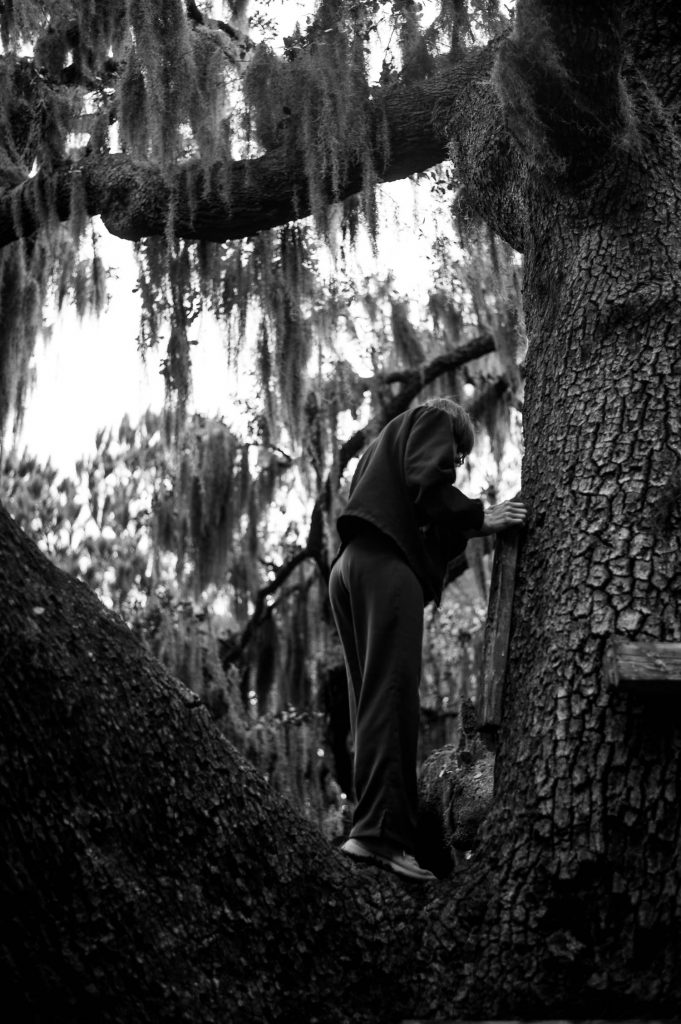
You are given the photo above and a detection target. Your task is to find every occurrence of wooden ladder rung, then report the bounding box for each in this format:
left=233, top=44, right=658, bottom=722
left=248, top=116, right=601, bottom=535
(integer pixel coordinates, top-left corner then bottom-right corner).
left=604, top=637, right=681, bottom=695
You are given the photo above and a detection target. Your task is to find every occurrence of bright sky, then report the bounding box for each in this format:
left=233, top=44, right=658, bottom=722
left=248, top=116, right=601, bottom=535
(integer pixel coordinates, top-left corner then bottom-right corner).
left=15, top=229, right=238, bottom=470
left=12, top=175, right=448, bottom=474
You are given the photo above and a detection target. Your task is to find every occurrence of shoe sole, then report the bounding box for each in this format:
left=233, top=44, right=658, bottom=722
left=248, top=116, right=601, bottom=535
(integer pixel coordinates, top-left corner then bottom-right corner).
left=341, top=843, right=436, bottom=881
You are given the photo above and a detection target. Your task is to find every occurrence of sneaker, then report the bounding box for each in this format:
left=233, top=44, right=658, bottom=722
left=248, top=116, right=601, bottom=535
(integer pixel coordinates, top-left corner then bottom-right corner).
left=341, top=837, right=437, bottom=881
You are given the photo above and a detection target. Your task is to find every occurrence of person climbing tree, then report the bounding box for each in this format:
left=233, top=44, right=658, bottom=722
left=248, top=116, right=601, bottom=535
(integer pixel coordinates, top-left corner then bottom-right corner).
left=329, top=398, right=527, bottom=880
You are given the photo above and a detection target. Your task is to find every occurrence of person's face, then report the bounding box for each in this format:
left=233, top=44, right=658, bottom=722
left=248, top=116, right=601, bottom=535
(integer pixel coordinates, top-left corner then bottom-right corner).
left=453, top=440, right=465, bottom=468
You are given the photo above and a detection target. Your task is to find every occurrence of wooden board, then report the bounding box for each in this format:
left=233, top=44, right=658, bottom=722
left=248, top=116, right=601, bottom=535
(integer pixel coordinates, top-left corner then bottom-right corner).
left=604, top=637, right=681, bottom=695
left=477, top=526, right=521, bottom=731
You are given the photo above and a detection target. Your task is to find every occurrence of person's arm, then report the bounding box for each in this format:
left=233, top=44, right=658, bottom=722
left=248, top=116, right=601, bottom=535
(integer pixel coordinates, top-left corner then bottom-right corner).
left=403, top=407, right=528, bottom=537
left=418, top=484, right=485, bottom=534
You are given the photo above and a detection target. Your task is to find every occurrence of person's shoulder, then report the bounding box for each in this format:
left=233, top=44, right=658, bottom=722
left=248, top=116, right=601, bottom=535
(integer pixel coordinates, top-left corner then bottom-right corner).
left=375, top=408, right=414, bottom=440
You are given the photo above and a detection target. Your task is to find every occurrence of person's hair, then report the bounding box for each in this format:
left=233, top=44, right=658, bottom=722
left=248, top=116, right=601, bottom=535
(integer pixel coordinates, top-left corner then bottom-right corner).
left=424, top=397, right=475, bottom=455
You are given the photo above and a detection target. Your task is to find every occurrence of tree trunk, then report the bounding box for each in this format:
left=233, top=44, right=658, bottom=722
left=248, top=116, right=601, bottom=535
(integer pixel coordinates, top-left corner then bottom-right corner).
left=479, top=101, right=681, bottom=1010
left=406, top=1, right=681, bottom=1017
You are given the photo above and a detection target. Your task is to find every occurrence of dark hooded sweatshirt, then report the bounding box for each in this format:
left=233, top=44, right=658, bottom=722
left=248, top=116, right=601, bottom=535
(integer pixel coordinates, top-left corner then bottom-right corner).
left=336, top=405, right=484, bottom=605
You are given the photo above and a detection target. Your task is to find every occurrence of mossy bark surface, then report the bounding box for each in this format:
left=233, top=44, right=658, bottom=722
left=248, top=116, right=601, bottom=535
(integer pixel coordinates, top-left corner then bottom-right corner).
left=1, top=502, right=437, bottom=1024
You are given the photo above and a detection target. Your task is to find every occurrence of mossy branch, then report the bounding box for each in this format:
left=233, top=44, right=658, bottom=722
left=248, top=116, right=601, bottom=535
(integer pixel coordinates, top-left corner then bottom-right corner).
left=0, top=53, right=502, bottom=251
left=337, top=331, right=496, bottom=473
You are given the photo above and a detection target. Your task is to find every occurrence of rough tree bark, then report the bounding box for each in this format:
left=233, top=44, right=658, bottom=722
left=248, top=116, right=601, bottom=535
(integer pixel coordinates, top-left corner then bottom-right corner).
left=2, top=0, right=681, bottom=1020
left=0, top=502, right=428, bottom=1024
left=415, top=0, right=681, bottom=1016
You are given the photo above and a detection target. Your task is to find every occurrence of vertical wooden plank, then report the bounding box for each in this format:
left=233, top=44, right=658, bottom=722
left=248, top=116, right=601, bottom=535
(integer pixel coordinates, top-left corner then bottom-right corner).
left=477, top=527, right=521, bottom=732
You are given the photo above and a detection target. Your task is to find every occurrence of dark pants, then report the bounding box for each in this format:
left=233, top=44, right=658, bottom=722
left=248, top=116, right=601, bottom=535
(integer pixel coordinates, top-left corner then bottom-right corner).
left=328, top=531, right=424, bottom=853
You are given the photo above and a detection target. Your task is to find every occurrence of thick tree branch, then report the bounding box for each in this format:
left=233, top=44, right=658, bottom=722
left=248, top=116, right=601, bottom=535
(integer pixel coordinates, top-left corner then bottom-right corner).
left=0, top=52, right=502, bottom=250
left=338, top=332, right=496, bottom=472
left=0, top=500, right=434, bottom=1023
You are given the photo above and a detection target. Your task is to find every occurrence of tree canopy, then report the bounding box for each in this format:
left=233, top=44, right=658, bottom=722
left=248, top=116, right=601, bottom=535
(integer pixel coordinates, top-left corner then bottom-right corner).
left=0, top=0, right=521, bottom=438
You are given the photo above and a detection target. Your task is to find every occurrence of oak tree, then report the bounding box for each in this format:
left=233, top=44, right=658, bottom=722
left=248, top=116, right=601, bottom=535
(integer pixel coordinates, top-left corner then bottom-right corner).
left=1, top=1, right=680, bottom=1020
